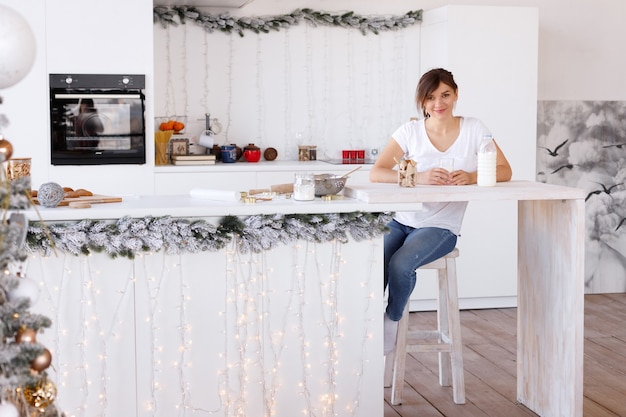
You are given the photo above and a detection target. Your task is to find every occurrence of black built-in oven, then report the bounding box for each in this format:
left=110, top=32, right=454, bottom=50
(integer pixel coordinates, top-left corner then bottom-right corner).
left=50, top=74, right=146, bottom=165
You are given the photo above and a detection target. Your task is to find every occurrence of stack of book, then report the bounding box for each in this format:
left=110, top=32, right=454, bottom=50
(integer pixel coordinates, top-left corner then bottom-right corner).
left=171, top=154, right=216, bottom=165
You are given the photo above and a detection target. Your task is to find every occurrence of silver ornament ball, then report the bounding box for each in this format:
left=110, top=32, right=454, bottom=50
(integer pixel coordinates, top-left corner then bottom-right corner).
left=37, top=182, right=64, bottom=207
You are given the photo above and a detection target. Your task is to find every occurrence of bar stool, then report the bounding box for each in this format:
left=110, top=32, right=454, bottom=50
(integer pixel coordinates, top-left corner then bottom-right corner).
left=384, top=248, right=465, bottom=405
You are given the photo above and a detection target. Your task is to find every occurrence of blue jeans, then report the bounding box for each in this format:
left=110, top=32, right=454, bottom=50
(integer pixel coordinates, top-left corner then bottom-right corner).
left=384, top=219, right=458, bottom=321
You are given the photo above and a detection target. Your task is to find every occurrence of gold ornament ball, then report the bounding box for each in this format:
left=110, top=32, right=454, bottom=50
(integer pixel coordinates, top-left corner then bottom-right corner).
left=15, top=327, right=37, bottom=344
left=0, top=136, right=13, bottom=162
left=23, top=378, right=57, bottom=412
left=31, top=348, right=52, bottom=372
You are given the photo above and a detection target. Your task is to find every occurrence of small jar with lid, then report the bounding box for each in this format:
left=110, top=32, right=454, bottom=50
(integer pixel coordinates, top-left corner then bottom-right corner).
left=243, top=143, right=261, bottom=162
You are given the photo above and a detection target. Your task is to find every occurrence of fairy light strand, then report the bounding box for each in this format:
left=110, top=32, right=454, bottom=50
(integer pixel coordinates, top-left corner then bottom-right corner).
left=225, top=35, right=234, bottom=143
left=182, top=26, right=189, bottom=120
left=256, top=35, right=264, bottom=144
left=295, top=242, right=314, bottom=415
left=304, top=25, right=313, bottom=144
left=347, top=29, right=355, bottom=148
left=25, top=235, right=381, bottom=416
left=164, top=26, right=176, bottom=117
left=283, top=30, right=293, bottom=158
left=202, top=30, right=210, bottom=116
left=82, top=255, right=109, bottom=416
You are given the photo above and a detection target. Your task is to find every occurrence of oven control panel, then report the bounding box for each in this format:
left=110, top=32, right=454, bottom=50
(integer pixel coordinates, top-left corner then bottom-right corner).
left=49, top=74, right=145, bottom=89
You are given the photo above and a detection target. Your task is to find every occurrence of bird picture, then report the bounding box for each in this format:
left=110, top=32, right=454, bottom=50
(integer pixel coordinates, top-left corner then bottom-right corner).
left=616, top=217, right=626, bottom=231
left=551, top=164, right=574, bottom=174
left=539, top=139, right=568, bottom=156
left=585, top=182, right=624, bottom=201
left=602, top=143, right=626, bottom=149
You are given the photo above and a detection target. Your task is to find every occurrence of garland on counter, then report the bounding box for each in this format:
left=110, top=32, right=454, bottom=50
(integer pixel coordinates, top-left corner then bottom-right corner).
left=153, top=6, right=422, bottom=36
left=26, top=212, right=392, bottom=259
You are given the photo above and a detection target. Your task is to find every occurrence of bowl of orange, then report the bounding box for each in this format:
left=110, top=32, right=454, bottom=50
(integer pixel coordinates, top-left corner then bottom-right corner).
left=157, top=116, right=186, bottom=134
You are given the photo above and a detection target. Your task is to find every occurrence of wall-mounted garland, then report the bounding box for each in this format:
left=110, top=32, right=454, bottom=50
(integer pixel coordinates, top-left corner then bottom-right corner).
left=153, top=6, right=422, bottom=36
left=26, top=212, right=392, bottom=259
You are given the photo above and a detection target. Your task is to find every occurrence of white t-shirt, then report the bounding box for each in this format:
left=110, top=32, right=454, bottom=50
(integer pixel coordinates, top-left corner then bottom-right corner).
left=392, top=117, right=491, bottom=235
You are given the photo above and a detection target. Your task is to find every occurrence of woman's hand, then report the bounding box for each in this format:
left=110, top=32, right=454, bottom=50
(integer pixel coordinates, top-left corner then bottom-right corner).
left=422, top=168, right=475, bottom=185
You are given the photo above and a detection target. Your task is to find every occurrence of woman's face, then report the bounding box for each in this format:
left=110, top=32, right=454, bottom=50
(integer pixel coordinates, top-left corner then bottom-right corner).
left=423, top=82, right=458, bottom=119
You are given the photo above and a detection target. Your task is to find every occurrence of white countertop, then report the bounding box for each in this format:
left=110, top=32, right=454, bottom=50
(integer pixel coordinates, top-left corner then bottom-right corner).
left=344, top=180, right=585, bottom=203
left=154, top=160, right=371, bottom=173
left=23, top=180, right=584, bottom=222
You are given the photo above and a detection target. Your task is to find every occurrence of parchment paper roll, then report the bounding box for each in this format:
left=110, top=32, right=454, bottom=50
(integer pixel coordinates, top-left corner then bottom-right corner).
left=190, top=188, right=241, bottom=202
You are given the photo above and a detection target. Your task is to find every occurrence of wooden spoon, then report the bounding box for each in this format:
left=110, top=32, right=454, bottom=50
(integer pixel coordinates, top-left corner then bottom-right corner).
left=341, top=166, right=362, bottom=178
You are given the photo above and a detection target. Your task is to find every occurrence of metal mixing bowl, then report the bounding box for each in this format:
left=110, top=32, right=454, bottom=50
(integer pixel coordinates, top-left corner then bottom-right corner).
left=314, top=174, right=348, bottom=196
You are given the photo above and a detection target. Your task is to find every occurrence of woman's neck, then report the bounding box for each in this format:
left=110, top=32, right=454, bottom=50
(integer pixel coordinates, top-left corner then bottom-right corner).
left=425, top=115, right=460, bottom=134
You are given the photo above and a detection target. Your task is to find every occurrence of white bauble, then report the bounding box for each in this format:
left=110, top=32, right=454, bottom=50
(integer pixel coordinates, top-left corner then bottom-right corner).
left=0, top=402, right=18, bottom=417
left=8, top=276, right=40, bottom=305
left=0, top=5, right=36, bottom=89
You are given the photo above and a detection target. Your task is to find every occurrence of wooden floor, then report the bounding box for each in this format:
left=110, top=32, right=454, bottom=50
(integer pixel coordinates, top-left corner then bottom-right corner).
left=384, top=293, right=626, bottom=417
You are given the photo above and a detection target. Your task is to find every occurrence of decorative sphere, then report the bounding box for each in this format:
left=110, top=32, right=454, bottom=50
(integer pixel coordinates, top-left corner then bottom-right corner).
left=0, top=402, right=19, bottom=417
left=0, top=5, right=36, bottom=89
left=7, top=275, right=40, bottom=305
left=37, top=182, right=64, bottom=207
left=16, top=327, right=37, bottom=344
left=31, top=348, right=52, bottom=372
left=0, top=136, right=14, bottom=162
left=23, top=378, right=57, bottom=411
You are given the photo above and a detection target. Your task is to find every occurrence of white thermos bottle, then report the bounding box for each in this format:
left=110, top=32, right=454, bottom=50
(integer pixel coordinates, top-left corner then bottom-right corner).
left=477, top=134, right=497, bottom=187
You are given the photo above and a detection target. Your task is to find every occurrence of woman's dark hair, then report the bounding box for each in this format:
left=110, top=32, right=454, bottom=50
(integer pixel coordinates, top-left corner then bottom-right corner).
left=415, top=68, right=458, bottom=118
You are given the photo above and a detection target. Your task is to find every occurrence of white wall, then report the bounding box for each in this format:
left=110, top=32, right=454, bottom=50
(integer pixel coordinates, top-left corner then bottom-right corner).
left=153, top=12, right=422, bottom=161
left=237, top=0, right=626, bottom=101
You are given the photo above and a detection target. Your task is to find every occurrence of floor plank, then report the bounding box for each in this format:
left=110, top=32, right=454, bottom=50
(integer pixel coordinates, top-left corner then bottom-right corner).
left=384, top=293, right=626, bottom=417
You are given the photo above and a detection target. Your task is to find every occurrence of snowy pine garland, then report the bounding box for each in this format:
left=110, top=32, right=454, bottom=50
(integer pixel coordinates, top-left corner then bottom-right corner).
left=153, top=6, right=422, bottom=36
left=26, top=212, right=392, bottom=259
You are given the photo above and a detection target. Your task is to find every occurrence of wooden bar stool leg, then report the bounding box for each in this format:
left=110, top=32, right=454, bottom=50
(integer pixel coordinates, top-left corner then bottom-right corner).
left=445, top=256, right=465, bottom=404
left=437, top=267, right=452, bottom=388
left=384, top=351, right=394, bottom=388
left=390, top=304, right=410, bottom=405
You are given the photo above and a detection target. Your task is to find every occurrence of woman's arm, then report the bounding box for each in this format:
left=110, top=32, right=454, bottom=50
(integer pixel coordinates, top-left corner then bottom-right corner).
left=370, top=138, right=404, bottom=183
left=494, top=140, right=513, bottom=182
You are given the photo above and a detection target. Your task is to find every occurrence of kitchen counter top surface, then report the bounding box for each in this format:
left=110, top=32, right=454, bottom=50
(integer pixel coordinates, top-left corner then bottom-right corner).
left=24, top=193, right=378, bottom=222
left=154, top=159, right=372, bottom=173
left=22, top=180, right=584, bottom=222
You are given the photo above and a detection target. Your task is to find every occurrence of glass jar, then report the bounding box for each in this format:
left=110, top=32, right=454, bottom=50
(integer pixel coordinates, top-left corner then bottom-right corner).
left=7, top=157, right=31, bottom=180
left=293, top=172, right=315, bottom=201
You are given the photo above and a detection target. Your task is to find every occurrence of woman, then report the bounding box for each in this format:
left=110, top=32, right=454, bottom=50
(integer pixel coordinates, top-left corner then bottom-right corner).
left=370, top=68, right=512, bottom=354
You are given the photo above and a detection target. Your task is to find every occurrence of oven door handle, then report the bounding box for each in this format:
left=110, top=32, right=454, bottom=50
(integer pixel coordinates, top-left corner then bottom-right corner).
left=54, top=93, right=142, bottom=99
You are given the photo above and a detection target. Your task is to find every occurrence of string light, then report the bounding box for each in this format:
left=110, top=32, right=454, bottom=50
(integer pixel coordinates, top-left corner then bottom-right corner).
left=25, top=236, right=379, bottom=416
left=283, top=30, right=293, bottom=158
left=256, top=35, right=264, bottom=144
left=225, top=35, right=234, bottom=143
left=202, top=30, right=210, bottom=116
left=182, top=25, right=189, bottom=120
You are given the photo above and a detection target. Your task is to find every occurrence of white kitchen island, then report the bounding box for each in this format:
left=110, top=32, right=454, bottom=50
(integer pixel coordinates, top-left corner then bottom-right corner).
left=22, top=180, right=584, bottom=417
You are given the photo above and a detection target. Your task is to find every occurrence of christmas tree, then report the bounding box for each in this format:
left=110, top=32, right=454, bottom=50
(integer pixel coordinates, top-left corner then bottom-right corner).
left=1, top=4, right=63, bottom=412
left=0, top=136, right=63, bottom=416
